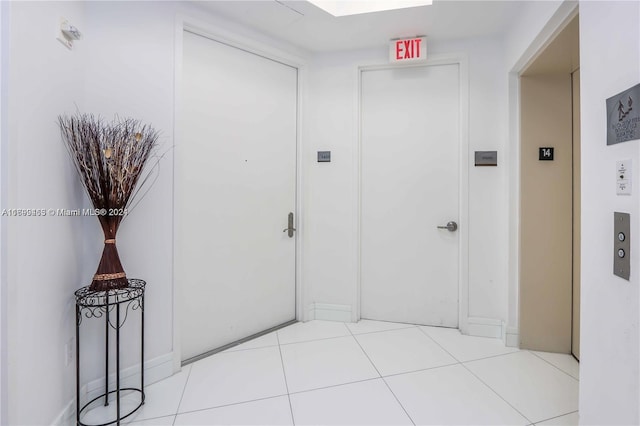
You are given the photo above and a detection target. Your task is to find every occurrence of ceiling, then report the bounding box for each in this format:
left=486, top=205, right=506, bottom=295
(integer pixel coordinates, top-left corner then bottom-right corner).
left=195, top=0, right=524, bottom=52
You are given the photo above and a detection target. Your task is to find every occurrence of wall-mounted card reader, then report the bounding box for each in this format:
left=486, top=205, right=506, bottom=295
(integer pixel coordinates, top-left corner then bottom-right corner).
left=614, top=212, right=630, bottom=280
left=474, top=151, right=497, bottom=166
left=318, top=151, right=331, bottom=162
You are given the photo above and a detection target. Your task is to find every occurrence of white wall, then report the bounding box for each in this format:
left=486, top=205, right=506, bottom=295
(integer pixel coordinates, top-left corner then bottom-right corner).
left=578, top=1, right=640, bottom=423
left=440, top=37, right=508, bottom=322
left=5, top=2, right=87, bottom=424
left=304, top=48, right=383, bottom=314
left=304, top=36, right=509, bottom=327
left=79, top=0, right=178, bottom=383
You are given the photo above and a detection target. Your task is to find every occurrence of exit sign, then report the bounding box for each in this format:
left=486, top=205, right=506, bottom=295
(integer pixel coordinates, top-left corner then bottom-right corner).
left=390, top=37, right=427, bottom=63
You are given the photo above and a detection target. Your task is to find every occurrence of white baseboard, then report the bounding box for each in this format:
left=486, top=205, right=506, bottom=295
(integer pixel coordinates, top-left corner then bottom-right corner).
left=504, top=325, right=519, bottom=348
left=84, top=352, right=173, bottom=401
left=306, top=303, right=316, bottom=321
left=51, top=399, right=75, bottom=426
left=51, top=352, right=175, bottom=426
left=466, top=317, right=503, bottom=339
left=309, top=303, right=352, bottom=322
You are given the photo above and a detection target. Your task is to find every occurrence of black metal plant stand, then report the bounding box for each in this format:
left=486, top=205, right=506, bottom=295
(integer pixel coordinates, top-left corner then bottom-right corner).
left=75, top=279, right=146, bottom=426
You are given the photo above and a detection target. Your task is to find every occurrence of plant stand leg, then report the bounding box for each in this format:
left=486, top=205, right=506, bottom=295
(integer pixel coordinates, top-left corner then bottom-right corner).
left=116, top=304, right=121, bottom=426
left=105, top=305, right=109, bottom=406
left=76, top=305, right=81, bottom=426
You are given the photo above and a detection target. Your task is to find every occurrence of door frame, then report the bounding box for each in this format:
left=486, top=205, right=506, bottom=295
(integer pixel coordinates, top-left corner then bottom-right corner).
left=172, top=16, right=307, bottom=371
left=0, top=2, right=8, bottom=423
left=356, top=55, right=470, bottom=333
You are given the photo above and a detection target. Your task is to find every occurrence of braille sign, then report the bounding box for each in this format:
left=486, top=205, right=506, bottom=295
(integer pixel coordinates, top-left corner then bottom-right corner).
left=606, top=83, right=640, bottom=145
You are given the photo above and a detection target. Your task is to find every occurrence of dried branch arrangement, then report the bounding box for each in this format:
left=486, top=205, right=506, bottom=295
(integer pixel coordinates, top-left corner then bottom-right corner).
left=59, top=113, right=159, bottom=291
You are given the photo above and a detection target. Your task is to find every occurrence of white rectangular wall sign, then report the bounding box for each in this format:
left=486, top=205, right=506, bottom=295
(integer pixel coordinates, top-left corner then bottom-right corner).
left=389, top=37, right=427, bottom=63
left=616, top=159, right=632, bottom=195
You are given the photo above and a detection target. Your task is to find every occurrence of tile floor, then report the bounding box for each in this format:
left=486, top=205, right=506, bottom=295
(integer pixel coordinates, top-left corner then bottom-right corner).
left=83, top=320, right=580, bottom=426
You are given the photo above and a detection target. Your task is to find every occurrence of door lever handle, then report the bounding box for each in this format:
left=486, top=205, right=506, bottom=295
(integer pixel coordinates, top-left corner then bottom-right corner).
left=283, top=212, right=296, bottom=238
left=437, top=221, right=458, bottom=232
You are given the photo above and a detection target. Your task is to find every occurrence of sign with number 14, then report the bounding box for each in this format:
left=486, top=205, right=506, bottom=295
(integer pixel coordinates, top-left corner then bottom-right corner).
left=539, top=147, right=554, bottom=161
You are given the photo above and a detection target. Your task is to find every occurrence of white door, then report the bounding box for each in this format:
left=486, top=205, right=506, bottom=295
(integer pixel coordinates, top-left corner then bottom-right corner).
left=178, top=31, right=297, bottom=361
left=360, top=64, right=460, bottom=327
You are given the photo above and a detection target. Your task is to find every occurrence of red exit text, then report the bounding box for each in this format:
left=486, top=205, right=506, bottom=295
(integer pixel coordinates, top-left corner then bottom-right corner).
left=389, top=37, right=427, bottom=63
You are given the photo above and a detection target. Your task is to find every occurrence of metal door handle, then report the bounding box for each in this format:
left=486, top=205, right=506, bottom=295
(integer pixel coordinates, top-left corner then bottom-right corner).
left=437, top=221, right=458, bottom=232
left=283, top=212, right=296, bottom=238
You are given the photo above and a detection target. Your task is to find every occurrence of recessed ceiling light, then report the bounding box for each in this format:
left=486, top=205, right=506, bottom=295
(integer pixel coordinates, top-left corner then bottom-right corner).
left=308, top=0, right=433, bottom=17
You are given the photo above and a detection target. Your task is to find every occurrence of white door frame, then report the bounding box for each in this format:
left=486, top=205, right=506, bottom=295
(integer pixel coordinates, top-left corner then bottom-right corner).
left=172, top=16, right=307, bottom=371
left=0, top=2, right=8, bottom=423
left=356, top=55, right=470, bottom=333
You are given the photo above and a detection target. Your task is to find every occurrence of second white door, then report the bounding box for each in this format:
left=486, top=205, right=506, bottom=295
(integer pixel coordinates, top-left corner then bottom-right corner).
left=360, top=64, right=460, bottom=327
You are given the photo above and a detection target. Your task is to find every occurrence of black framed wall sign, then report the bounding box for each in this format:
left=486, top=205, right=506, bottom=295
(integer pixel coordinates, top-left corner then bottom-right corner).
left=539, top=147, right=554, bottom=161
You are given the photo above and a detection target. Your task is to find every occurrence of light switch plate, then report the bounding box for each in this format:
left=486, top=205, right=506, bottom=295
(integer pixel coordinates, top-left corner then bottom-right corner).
left=616, top=160, right=632, bottom=195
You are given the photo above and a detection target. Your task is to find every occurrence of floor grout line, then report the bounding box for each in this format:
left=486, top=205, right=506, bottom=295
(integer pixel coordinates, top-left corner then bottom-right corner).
left=278, top=333, right=353, bottom=346
left=347, top=326, right=417, bottom=426
left=458, top=363, right=534, bottom=425
left=417, top=327, right=534, bottom=425
left=172, top=364, right=193, bottom=425
left=379, top=361, right=461, bottom=379
left=457, top=349, right=524, bottom=364
left=174, top=394, right=290, bottom=418
left=287, top=376, right=381, bottom=396
left=346, top=325, right=417, bottom=336
left=125, top=413, right=178, bottom=425
left=533, top=410, right=579, bottom=425
left=276, top=331, right=296, bottom=426
left=528, top=350, right=580, bottom=382
left=415, top=327, right=463, bottom=364
left=225, top=343, right=279, bottom=353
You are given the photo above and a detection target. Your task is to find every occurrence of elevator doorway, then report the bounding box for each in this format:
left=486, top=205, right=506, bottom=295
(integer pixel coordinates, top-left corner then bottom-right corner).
left=519, top=15, right=581, bottom=359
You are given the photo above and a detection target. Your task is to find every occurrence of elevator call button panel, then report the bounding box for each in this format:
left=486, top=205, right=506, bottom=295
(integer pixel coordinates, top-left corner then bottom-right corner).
left=614, top=212, right=630, bottom=280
